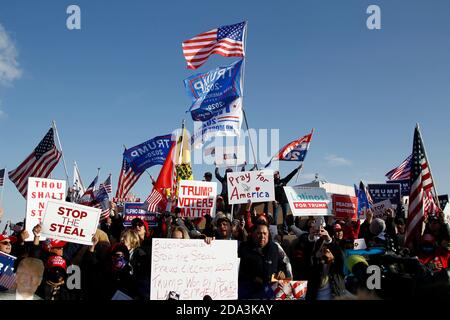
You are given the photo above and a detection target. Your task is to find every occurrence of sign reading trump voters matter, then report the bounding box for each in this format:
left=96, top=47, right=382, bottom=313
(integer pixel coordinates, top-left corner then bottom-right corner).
left=26, top=178, right=66, bottom=241
left=178, top=180, right=217, bottom=218
left=284, top=186, right=331, bottom=216
left=227, top=170, right=275, bottom=205
left=41, top=200, right=101, bottom=246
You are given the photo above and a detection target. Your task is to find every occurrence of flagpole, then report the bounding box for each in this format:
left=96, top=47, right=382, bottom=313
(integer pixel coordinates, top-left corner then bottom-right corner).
left=294, top=128, right=315, bottom=182
left=52, top=121, right=70, bottom=186
left=416, top=123, right=440, bottom=209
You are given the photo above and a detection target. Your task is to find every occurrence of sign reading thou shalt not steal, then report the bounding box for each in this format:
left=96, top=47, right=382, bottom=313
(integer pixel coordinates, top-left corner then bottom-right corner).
left=226, top=170, right=275, bottom=205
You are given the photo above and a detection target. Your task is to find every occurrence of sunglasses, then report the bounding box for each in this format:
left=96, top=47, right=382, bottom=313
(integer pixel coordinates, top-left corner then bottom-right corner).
left=0, top=241, right=11, bottom=245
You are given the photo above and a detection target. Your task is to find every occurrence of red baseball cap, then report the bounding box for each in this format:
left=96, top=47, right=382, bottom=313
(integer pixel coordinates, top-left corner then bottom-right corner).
left=46, top=255, right=67, bottom=271
left=0, top=234, right=17, bottom=244
left=334, top=224, right=343, bottom=231
left=43, top=239, right=67, bottom=251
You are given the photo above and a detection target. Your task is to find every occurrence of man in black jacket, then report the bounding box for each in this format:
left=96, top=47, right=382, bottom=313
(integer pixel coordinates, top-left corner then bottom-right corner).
left=265, top=165, right=301, bottom=233
left=238, top=221, right=288, bottom=299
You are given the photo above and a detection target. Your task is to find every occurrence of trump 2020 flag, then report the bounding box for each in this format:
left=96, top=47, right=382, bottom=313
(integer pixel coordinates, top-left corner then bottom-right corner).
left=184, top=59, right=243, bottom=122
left=265, top=130, right=314, bottom=168
left=182, top=22, right=246, bottom=70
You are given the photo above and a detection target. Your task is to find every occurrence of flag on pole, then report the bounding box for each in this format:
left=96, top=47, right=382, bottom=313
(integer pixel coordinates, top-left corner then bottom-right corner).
left=405, top=125, right=437, bottom=247
left=73, top=161, right=85, bottom=200
left=8, top=128, right=62, bottom=198
left=385, top=155, right=412, bottom=181
left=93, top=186, right=111, bottom=221
left=142, top=141, right=176, bottom=212
left=175, top=128, right=194, bottom=182
left=182, top=21, right=246, bottom=70
left=265, top=131, right=313, bottom=168
left=0, top=169, right=4, bottom=187
left=99, top=174, right=112, bottom=194
left=78, top=174, right=99, bottom=206
left=356, top=181, right=373, bottom=218
left=115, top=156, right=143, bottom=199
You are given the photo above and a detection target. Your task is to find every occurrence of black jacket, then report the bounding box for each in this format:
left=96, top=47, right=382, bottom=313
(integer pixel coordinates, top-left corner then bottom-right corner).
left=274, top=168, right=299, bottom=203
left=238, top=239, right=287, bottom=299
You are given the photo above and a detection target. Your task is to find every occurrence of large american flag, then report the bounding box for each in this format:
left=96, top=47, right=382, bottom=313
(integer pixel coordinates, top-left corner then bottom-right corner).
left=0, top=169, right=5, bottom=187
left=115, top=157, right=143, bottom=199
left=405, top=126, right=436, bottom=247
left=8, top=128, right=61, bottom=198
left=182, top=22, right=246, bottom=70
left=385, top=154, right=412, bottom=181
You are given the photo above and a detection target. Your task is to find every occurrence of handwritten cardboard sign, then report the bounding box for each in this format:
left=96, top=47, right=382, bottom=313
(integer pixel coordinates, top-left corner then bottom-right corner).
left=284, top=186, right=331, bottom=216
left=41, top=200, right=101, bottom=245
left=26, top=178, right=66, bottom=241
left=178, top=180, right=217, bottom=218
left=150, top=239, right=239, bottom=300
left=227, top=170, right=275, bottom=205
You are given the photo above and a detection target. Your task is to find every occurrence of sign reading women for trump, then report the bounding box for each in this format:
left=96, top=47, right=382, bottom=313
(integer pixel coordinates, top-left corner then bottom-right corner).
left=227, top=170, right=275, bottom=205
left=26, top=178, right=66, bottom=241
left=123, top=134, right=173, bottom=174
left=41, top=200, right=101, bottom=246
left=151, top=239, right=239, bottom=300
left=178, top=180, right=217, bottom=218
left=284, top=186, right=331, bottom=216
left=184, top=59, right=243, bottom=122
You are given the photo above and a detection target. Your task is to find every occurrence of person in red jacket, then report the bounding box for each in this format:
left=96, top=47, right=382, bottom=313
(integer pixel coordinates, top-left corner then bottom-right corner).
left=417, top=233, right=449, bottom=284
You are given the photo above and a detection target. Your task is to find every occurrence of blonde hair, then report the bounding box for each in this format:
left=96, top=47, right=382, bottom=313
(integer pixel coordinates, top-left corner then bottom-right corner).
left=120, top=229, right=141, bottom=250
left=170, top=226, right=190, bottom=239
left=17, top=257, right=45, bottom=279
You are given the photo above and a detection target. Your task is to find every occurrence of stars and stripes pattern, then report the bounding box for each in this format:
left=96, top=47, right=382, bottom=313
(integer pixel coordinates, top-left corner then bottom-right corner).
left=115, top=157, right=143, bottom=199
left=272, top=281, right=308, bottom=300
left=0, top=268, right=16, bottom=290
left=385, top=154, right=412, bottom=181
left=0, top=168, right=5, bottom=187
left=99, top=174, right=112, bottom=193
left=405, top=126, right=436, bottom=247
left=182, top=22, right=246, bottom=70
left=143, top=188, right=164, bottom=212
left=78, top=174, right=98, bottom=206
left=93, top=187, right=111, bottom=221
left=8, top=128, right=61, bottom=198
left=265, top=131, right=313, bottom=168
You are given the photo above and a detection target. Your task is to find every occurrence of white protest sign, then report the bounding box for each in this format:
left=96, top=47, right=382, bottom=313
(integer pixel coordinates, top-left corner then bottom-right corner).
left=151, top=239, right=239, bottom=300
left=353, top=239, right=367, bottom=250
left=41, top=200, right=101, bottom=246
left=215, top=145, right=246, bottom=167
left=26, top=178, right=66, bottom=241
left=372, top=199, right=393, bottom=220
left=443, top=203, right=450, bottom=225
left=284, top=186, right=331, bottom=216
left=227, top=170, right=275, bottom=205
left=178, top=180, right=217, bottom=218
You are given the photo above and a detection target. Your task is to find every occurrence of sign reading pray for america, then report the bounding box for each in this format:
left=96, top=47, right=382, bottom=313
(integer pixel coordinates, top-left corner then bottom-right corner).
left=226, top=170, right=275, bottom=205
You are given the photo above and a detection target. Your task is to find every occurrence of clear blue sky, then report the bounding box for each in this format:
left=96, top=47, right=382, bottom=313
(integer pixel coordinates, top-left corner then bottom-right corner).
left=1, top=0, right=450, bottom=227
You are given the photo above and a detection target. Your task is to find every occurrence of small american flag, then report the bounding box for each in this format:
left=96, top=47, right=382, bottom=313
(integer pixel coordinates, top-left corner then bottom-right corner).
left=78, top=174, right=98, bottom=206
left=115, top=157, right=143, bottom=199
left=0, top=168, right=5, bottom=187
left=385, top=155, right=412, bottom=181
left=99, top=174, right=112, bottom=193
left=143, top=188, right=163, bottom=212
left=0, top=268, right=16, bottom=290
left=92, top=185, right=111, bottom=221
left=8, top=128, right=61, bottom=198
left=182, top=22, right=246, bottom=70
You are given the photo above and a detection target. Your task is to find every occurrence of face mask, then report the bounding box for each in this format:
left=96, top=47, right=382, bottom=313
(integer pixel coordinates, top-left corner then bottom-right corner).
left=421, top=246, right=434, bottom=254
left=113, top=256, right=127, bottom=270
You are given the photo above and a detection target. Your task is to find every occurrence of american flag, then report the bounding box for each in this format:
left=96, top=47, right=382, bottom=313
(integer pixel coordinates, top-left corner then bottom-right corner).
left=115, top=157, right=143, bottom=199
left=0, top=268, right=16, bottom=290
left=405, top=125, right=436, bottom=247
left=385, top=155, right=412, bottom=181
left=0, top=168, right=5, bottom=187
left=182, top=22, right=246, bottom=70
left=8, top=128, right=61, bottom=198
left=143, top=188, right=164, bottom=212
left=92, top=186, right=111, bottom=221
left=78, top=174, right=98, bottom=206
left=99, top=174, right=112, bottom=193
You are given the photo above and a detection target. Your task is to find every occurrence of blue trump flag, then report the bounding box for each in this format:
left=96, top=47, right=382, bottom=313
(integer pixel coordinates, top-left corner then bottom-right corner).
left=184, top=59, right=243, bottom=122
left=356, top=182, right=373, bottom=217
left=124, top=135, right=173, bottom=174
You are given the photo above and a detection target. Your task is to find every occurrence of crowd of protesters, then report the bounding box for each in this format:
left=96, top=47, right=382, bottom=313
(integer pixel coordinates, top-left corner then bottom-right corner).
left=0, top=167, right=449, bottom=300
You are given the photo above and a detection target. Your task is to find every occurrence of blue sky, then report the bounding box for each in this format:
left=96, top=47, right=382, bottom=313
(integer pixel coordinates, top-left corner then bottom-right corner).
left=1, top=0, right=450, bottom=226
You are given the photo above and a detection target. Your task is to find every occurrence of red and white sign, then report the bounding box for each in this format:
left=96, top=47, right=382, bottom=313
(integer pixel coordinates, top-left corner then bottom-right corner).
left=227, top=170, right=275, bottom=205
left=332, top=194, right=358, bottom=220
left=26, top=178, right=66, bottom=241
left=41, top=200, right=101, bottom=245
left=178, top=180, right=217, bottom=218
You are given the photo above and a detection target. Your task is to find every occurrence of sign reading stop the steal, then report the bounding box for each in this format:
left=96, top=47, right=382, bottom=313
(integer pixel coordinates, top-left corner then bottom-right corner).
left=41, top=200, right=101, bottom=246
